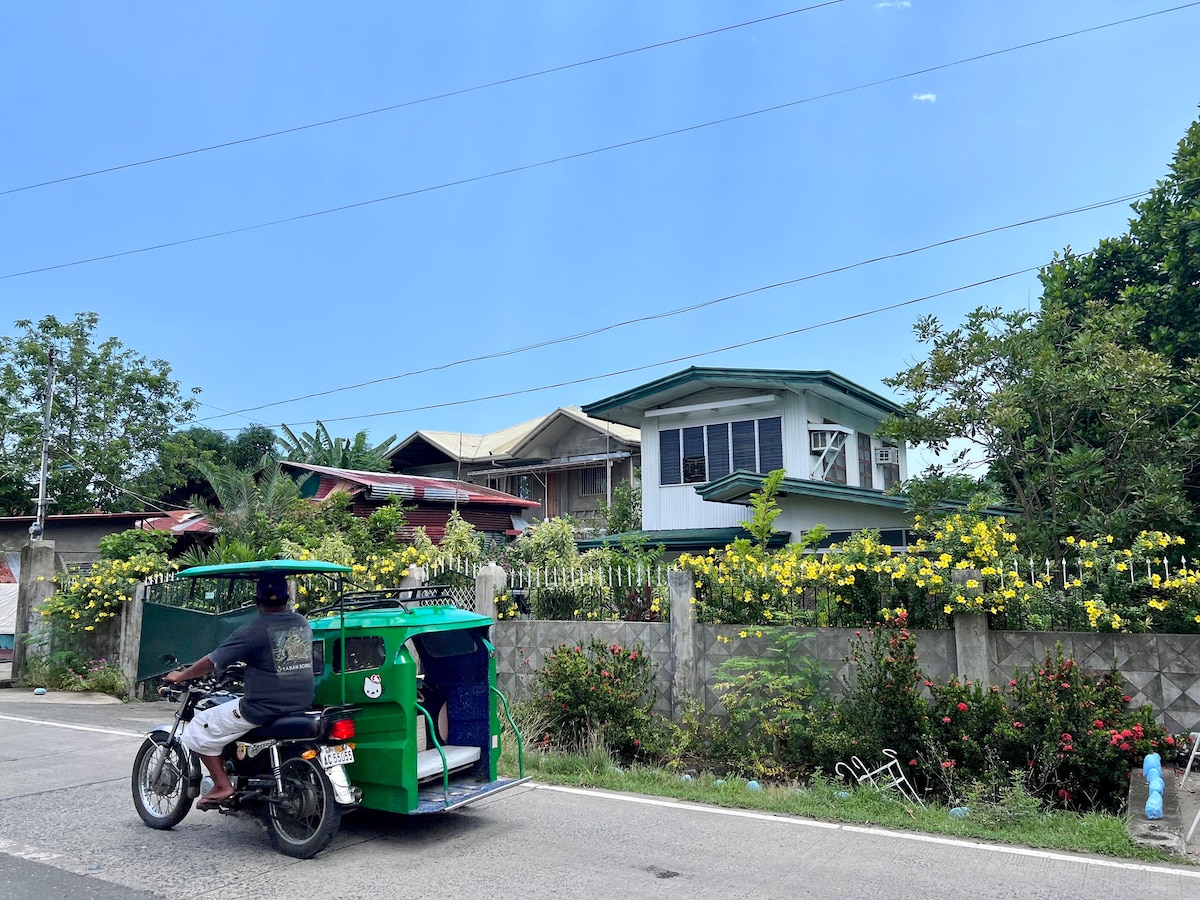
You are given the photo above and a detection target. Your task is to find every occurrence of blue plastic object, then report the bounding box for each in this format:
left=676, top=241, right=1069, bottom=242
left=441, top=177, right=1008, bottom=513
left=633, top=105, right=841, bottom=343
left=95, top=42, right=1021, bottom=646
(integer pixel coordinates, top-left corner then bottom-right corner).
left=33, top=687, right=47, bottom=696
left=680, top=773, right=692, bottom=782
left=1145, top=765, right=1162, bottom=784
left=834, top=790, right=851, bottom=799
left=1149, top=775, right=1165, bottom=794
left=949, top=807, right=971, bottom=818
left=1143, top=753, right=1162, bottom=778
left=746, top=780, right=762, bottom=791
left=1145, top=791, right=1163, bottom=820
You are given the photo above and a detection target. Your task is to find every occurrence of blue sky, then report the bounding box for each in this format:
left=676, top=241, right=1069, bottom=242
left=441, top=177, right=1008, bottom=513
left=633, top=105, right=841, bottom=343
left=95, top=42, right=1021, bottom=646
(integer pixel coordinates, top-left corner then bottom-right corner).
left=3, top=2, right=1198, bottom=468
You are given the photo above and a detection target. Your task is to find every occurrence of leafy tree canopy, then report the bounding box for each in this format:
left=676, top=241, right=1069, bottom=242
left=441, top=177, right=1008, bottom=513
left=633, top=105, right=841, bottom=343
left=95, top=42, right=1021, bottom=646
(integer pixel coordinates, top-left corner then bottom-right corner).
left=0, top=312, right=198, bottom=515
left=132, top=423, right=279, bottom=508
left=881, top=115, right=1200, bottom=554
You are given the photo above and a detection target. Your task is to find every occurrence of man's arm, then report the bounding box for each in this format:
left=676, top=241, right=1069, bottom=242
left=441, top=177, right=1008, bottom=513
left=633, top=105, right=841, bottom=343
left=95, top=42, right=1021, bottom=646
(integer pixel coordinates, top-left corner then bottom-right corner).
left=164, top=655, right=216, bottom=683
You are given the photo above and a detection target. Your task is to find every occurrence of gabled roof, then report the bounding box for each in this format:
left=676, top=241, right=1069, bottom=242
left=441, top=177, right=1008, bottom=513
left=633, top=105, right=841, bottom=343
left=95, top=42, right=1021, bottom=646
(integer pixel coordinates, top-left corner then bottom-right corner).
left=582, top=367, right=904, bottom=428
left=388, top=407, right=639, bottom=466
left=281, top=461, right=539, bottom=508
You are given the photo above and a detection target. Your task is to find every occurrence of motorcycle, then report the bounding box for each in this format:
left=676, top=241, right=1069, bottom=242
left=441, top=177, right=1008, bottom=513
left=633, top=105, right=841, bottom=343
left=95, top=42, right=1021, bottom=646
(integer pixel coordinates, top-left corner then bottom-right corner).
left=131, top=663, right=360, bottom=859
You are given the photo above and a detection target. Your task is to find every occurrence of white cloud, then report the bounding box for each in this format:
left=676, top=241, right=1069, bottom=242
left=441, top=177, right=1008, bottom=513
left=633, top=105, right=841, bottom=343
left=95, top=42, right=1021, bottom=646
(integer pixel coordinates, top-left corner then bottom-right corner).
left=912, top=93, right=937, bottom=103
left=874, top=1, right=912, bottom=8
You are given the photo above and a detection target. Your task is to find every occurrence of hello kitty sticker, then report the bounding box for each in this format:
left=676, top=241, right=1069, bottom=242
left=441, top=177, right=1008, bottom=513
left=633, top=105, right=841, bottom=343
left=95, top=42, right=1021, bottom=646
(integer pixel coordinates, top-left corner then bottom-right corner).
left=363, top=673, right=383, bottom=699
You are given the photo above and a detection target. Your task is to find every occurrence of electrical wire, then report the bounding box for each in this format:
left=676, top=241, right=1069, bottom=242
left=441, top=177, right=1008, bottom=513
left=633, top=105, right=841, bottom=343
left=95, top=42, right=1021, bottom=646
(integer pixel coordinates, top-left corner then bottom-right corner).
left=4, top=3, right=1196, bottom=283
left=193, top=187, right=1150, bottom=425
left=54, top=448, right=194, bottom=514
left=201, top=260, right=1052, bottom=434
left=0, top=2, right=844, bottom=197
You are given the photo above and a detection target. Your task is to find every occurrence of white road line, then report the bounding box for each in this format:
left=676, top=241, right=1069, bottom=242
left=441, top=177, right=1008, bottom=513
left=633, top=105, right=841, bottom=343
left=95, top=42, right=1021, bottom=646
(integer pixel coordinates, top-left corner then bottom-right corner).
left=0, top=713, right=145, bottom=738
left=534, top=784, right=1200, bottom=880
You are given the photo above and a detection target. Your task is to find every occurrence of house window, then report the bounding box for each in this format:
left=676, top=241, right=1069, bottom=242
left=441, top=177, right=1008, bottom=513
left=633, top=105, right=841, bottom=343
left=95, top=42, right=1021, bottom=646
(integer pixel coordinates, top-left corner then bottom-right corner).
left=580, top=466, right=607, bottom=496
left=659, top=416, right=783, bottom=485
left=857, top=433, right=873, bottom=489
left=512, top=474, right=532, bottom=499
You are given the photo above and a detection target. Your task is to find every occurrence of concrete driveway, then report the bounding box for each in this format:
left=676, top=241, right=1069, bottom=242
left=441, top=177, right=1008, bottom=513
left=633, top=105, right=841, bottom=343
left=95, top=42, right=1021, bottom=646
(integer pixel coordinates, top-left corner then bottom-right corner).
left=2, top=689, right=1199, bottom=899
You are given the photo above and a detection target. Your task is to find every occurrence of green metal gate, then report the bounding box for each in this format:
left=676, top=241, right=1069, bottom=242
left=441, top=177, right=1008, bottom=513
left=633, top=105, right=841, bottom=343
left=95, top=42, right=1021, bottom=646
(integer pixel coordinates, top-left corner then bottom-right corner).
left=136, top=577, right=259, bottom=683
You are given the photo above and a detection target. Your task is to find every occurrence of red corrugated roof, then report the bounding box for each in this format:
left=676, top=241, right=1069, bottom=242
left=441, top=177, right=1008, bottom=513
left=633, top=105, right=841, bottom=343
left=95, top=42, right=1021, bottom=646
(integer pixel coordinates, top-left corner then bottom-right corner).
left=282, top=462, right=539, bottom=508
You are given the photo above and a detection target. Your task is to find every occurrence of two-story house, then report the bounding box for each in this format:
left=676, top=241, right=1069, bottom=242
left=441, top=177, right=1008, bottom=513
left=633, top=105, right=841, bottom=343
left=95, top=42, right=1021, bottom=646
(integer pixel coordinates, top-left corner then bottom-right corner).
left=582, top=367, right=913, bottom=548
left=386, top=406, right=640, bottom=532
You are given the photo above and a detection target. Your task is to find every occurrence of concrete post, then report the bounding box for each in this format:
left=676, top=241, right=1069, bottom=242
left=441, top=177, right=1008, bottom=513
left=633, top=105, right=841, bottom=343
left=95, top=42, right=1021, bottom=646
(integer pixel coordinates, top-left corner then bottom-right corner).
left=951, top=567, right=991, bottom=686
left=120, top=583, right=147, bottom=699
left=475, top=563, right=507, bottom=619
left=668, top=569, right=697, bottom=717
left=399, top=566, right=427, bottom=593
left=12, top=540, right=56, bottom=681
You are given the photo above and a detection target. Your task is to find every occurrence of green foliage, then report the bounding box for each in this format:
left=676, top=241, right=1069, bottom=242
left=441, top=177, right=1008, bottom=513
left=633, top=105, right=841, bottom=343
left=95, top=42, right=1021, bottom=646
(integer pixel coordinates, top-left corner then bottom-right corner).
left=20, top=652, right=128, bottom=698
left=131, top=424, right=279, bottom=508
left=713, top=631, right=832, bottom=777
left=190, top=458, right=298, bottom=555
left=596, top=474, right=642, bottom=535
left=177, top=535, right=261, bottom=568
left=41, top=549, right=174, bottom=633
left=882, top=116, right=1200, bottom=555
left=278, top=420, right=397, bottom=472
left=739, top=468, right=786, bottom=550
left=0, top=312, right=198, bottom=515
left=530, top=638, right=660, bottom=760
left=98, top=528, right=175, bottom=560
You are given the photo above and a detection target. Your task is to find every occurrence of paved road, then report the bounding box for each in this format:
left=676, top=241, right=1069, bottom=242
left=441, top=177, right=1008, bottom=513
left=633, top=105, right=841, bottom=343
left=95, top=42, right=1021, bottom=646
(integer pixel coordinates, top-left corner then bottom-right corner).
left=1, top=691, right=1198, bottom=899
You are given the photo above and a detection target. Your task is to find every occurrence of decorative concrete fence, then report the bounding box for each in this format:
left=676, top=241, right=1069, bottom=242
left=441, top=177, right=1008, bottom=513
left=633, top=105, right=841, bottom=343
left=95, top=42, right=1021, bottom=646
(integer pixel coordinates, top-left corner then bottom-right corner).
left=481, top=566, right=1200, bottom=734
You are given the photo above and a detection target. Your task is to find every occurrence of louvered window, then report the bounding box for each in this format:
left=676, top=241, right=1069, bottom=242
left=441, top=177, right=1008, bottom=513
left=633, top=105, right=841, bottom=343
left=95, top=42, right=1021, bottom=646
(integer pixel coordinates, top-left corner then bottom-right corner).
left=658, top=416, right=784, bottom=486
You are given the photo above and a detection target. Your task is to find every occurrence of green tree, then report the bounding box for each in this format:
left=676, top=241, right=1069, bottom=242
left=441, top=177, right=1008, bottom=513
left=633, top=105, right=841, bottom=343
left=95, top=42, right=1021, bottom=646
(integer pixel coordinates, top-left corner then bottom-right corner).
left=596, top=473, right=642, bottom=535
left=278, top=421, right=396, bottom=472
left=191, top=458, right=299, bottom=555
left=0, top=313, right=198, bottom=515
left=881, top=303, right=1199, bottom=556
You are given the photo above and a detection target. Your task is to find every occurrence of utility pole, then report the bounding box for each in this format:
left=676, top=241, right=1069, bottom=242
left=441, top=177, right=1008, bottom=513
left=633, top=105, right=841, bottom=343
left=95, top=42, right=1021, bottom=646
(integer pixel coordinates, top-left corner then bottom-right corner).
left=30, top=348, right=56, bottom=541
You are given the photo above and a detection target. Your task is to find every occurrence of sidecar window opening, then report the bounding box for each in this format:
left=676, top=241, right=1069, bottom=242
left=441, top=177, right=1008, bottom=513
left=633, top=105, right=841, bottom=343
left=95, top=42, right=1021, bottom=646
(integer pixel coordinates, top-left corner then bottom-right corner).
left=330, top=635, right=386, bottom=673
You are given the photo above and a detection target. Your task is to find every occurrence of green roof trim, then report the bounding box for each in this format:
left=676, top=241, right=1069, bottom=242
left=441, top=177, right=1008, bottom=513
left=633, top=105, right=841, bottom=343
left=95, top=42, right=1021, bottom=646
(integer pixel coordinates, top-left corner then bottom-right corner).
left=577, top=526, right=791, bottom=552
left=696, top=470, right=1017, bottom=516
left=697, top=471, right=913, bottom=509
left=176, top=559, right=353, bottom=578
left=582, top=366, right=904, bottom=420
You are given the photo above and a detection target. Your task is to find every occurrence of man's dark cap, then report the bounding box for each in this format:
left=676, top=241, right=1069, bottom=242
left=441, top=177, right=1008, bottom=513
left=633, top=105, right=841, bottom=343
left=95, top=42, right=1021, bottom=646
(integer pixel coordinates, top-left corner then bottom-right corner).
left=255, top=573, right=290, bottom=604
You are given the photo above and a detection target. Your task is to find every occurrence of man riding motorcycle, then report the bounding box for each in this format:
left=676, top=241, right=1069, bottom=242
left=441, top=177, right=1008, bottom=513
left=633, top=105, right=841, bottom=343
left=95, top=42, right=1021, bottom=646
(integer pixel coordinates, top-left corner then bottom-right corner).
left=164, top=573, right=313, bottom=808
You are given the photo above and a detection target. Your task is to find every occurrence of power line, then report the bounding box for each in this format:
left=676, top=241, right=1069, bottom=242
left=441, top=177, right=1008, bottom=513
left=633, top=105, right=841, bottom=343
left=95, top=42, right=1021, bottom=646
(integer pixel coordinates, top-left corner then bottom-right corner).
left=4, top=3, right=1196, bottom=283
left=195, top=188, right=1150, bottom=424
left=0, top=2, right=845, bottom=197
left=55, top=447, right=193, bottom=515
left=205, top=260, right=1050, bottom=435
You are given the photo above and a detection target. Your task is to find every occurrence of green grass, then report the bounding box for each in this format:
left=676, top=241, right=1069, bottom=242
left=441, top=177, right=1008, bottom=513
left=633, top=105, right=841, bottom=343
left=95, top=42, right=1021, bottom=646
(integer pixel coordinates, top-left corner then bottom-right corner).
left=499, top=744, right=1177, bottom=862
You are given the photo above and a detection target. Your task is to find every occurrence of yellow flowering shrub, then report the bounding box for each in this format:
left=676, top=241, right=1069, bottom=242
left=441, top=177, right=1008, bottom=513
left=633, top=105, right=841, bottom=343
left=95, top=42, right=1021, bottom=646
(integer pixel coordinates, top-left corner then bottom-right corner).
left=41, top=552, right=175, bottom=633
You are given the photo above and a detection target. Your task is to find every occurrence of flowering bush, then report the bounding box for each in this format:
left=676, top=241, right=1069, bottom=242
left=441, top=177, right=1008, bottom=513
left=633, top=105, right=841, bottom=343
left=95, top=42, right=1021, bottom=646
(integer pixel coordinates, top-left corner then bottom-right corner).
left=41, top=551, right=174, bottom=633
left=529, top=638, right=659, bottom=760
left=21, top=652, right=128, bottom=698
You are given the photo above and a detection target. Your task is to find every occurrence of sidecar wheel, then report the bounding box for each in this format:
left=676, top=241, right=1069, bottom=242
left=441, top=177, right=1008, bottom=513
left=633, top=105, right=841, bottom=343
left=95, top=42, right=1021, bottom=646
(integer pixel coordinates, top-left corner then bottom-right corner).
left=266, top=754, right=341, bottom=859
left=132, top=735, right=194, bottom=829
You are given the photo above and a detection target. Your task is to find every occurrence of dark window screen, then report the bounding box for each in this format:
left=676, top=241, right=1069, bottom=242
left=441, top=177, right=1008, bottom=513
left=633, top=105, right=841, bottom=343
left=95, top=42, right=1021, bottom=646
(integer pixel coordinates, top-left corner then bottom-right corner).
left=706, top=424, right=730, bottom=480
left=857, top=433, right=873, bottom=489
left=731, top=420, right=757, bottom=471
left=659, top=429, right=681, bottom=485
left=682, top=426, right=706, bottom=483
left=759, top=418, right=783, bottom=472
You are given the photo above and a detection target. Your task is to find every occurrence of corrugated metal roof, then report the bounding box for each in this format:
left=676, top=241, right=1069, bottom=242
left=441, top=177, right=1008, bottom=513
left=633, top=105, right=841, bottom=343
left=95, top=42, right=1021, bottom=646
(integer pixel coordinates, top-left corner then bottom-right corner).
left=390, top=407, right=639, bottom=465
left=282, top=462, right=539, bottom=508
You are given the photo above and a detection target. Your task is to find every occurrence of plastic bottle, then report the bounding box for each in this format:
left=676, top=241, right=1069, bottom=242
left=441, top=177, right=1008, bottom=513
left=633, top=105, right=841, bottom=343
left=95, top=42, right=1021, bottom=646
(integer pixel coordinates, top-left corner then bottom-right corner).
left=1145, top=790, right=1163, bottom=820
left=1143, top=753, right=1162, bottom=779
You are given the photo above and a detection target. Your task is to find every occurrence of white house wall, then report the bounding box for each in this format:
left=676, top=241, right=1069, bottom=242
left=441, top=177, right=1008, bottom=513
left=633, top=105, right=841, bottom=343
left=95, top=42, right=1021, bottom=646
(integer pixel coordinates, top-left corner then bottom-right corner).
left=775, top=497, right=912, bottom=536
left=641, top=398, right=783, bottom=530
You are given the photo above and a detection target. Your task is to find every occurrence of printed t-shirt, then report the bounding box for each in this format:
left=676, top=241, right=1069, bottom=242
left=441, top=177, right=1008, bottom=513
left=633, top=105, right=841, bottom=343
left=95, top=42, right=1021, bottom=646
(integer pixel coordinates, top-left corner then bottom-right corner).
left=208, top=610, right=314, bottom=724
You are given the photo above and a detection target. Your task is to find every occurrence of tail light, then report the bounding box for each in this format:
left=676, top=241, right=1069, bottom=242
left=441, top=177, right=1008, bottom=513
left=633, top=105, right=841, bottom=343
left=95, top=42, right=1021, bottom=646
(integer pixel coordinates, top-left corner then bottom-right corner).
left=329, top=718, right=355, bottom=741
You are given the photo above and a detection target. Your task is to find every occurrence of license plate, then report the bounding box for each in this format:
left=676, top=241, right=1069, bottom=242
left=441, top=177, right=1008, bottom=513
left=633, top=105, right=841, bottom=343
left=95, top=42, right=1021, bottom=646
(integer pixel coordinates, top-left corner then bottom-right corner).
left=319, top=743, right=354, bottom=767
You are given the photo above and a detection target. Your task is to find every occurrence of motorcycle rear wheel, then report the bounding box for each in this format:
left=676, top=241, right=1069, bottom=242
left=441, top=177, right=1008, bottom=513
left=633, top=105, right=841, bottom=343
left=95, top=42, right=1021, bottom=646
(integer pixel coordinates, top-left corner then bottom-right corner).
left=266, top=754, right=341, bottom=859
left=132, top=735, right=193, bottom=829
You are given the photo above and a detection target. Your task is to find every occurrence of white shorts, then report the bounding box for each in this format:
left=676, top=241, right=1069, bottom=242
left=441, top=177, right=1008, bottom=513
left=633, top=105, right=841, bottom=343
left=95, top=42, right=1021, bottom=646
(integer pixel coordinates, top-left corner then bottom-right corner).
left=180, top=698, right=255, bottom=756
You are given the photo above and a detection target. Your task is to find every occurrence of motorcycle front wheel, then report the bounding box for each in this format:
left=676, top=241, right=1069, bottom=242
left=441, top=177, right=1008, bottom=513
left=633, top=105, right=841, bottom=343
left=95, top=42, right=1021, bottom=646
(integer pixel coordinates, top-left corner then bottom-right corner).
left=266, top=754, right=341, bottom=859
left=132, top=735, right=194, bottom=829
